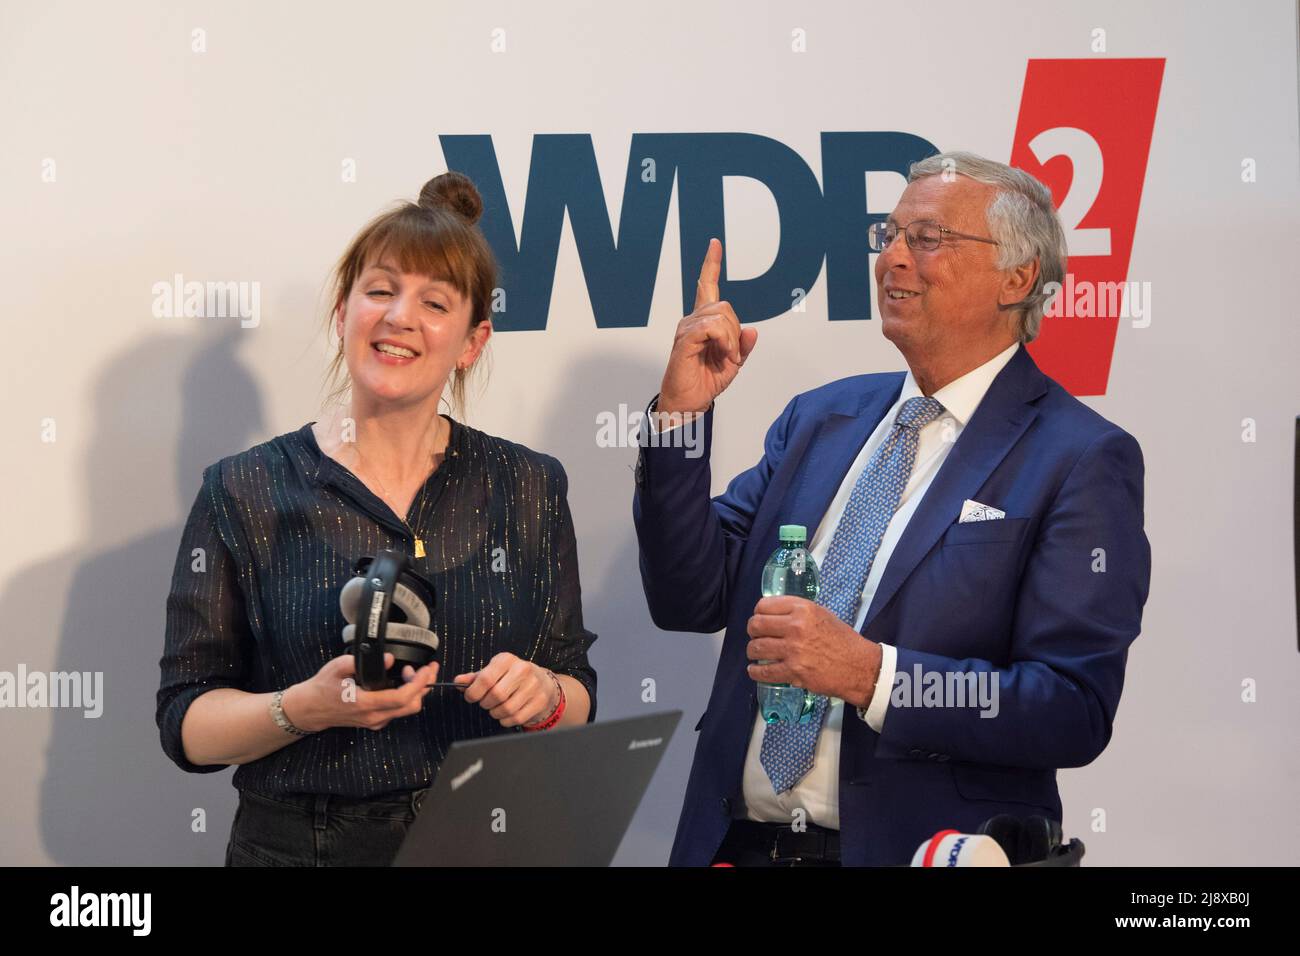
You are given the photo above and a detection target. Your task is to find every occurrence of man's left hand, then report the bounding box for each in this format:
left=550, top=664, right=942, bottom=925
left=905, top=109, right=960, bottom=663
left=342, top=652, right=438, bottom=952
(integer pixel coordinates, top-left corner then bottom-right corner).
left=746, top=596, right=882, bottom=708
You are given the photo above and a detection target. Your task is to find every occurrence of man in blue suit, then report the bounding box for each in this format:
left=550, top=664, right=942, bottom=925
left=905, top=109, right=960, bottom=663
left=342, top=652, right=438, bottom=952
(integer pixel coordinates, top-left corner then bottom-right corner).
left=632, top=151, right=1151, bottom=866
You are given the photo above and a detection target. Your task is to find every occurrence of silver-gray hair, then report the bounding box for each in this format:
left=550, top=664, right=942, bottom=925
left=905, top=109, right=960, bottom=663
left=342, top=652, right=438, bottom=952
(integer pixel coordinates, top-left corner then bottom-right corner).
left=907, top=151, right=1067, bottom=343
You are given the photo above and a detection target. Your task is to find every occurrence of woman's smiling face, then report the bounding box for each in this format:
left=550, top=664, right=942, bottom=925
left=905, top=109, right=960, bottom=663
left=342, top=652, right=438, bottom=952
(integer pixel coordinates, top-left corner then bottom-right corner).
left=336, top=257, right=490, bottom=407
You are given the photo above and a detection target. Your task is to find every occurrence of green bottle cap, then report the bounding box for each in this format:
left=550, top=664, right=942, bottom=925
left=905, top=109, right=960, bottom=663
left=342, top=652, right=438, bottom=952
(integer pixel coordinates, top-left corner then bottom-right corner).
left=779, top=524, right=807, bottom=543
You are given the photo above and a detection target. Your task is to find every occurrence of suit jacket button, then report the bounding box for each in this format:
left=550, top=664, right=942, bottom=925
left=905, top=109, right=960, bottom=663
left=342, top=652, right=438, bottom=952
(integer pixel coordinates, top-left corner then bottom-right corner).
left=937, top=754, right=950, bottom=762
left=720, top=797, right=732, bottom=815
left=908, top=748, right=923, bottom=758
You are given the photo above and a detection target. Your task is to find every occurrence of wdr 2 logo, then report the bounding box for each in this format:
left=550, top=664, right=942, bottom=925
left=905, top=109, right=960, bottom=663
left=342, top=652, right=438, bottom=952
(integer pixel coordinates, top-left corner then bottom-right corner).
left=446, top=59, right=1162, bottom=397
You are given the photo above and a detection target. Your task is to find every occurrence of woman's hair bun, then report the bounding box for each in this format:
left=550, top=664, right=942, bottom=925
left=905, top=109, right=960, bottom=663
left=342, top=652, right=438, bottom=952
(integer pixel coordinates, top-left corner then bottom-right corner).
left=418, top=171, right=483, bottom=225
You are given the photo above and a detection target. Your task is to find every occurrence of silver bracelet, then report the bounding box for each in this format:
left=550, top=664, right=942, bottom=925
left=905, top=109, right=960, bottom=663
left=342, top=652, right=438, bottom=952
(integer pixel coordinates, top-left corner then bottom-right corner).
left=270, top=689, right=313, bottom=737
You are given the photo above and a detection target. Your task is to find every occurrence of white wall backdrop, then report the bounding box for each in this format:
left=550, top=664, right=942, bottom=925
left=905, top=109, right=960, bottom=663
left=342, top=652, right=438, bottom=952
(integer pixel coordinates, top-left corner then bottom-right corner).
left=1, top=0, right=1297, bottom=865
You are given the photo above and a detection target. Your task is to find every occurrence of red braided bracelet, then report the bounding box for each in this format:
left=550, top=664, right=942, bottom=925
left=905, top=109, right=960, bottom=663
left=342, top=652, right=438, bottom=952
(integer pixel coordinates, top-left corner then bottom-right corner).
left=522, top=670, right=566, bottom=732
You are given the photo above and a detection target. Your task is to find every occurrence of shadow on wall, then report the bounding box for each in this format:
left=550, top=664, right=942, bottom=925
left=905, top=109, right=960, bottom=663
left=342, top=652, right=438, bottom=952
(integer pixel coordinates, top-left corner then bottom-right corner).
left=25, top=326, right=263, bottom=864
left=530, top=351, right=724, bottom=867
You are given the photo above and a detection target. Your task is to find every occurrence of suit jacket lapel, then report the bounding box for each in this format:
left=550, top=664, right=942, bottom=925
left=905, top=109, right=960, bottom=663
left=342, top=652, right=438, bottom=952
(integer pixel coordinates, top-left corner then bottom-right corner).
left=781, top=376, right=903, bottom=544
left=860, top=346, right=1048, bottom=634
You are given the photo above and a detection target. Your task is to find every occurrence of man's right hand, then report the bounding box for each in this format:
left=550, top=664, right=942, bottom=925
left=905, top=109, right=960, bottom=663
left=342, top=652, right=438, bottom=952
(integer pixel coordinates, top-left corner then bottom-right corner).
left=657, top=238, right=758, bottom=417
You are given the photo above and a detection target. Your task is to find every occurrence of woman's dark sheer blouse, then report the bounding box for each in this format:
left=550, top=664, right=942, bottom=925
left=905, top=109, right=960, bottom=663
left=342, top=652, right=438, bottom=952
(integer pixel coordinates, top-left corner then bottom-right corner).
left=156, top=415, right=597, bottom=799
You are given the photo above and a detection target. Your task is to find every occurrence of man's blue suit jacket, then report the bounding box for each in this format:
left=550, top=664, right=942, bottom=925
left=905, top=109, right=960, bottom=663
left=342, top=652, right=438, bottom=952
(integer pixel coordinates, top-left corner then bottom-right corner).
left=632, top=344, right=1151, bottom=866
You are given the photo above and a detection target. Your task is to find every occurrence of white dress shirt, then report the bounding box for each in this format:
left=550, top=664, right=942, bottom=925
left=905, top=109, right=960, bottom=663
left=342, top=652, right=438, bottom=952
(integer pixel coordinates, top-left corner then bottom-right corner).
left=736, top=341, right=1021, bottom=829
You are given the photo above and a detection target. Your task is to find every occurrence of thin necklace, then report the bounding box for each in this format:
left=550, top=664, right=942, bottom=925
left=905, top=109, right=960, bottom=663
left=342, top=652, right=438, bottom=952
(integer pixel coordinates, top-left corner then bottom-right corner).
left=345, top=415, right=447, bottom=559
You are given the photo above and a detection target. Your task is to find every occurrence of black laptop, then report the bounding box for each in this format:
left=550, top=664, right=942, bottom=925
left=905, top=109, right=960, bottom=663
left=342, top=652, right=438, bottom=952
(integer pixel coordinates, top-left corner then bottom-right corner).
left=392, top=711, right=682, bottom=866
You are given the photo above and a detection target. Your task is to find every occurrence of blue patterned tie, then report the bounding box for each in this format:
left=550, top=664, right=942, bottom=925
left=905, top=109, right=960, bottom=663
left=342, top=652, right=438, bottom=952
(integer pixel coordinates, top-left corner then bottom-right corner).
left=760, top=395, right=946, bottom=793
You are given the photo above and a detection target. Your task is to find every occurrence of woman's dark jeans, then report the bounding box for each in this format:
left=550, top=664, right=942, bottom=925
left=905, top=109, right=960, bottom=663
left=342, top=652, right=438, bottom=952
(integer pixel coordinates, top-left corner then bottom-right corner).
left=225, top=786, right=431, bottom=866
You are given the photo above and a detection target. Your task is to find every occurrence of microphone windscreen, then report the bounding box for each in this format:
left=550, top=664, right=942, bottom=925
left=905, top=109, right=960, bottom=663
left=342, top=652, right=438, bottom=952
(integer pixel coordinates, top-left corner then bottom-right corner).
left=911, top=832, right=1010, bottom=867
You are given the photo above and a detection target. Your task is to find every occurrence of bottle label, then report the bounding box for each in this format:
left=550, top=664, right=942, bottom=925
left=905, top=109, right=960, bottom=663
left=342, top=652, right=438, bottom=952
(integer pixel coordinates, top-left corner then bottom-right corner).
left=791, top=548, right=806, bottom=575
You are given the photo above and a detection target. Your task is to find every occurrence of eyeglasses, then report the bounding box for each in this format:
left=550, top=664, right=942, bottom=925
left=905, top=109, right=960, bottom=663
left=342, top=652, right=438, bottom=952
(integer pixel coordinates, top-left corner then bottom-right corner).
left=868, top=219, right=1000, bottom=254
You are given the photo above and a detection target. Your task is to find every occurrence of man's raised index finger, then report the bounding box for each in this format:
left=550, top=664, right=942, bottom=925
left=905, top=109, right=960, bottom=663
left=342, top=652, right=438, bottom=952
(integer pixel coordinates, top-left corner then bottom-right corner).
left=694, top=237, right=722, bottom=310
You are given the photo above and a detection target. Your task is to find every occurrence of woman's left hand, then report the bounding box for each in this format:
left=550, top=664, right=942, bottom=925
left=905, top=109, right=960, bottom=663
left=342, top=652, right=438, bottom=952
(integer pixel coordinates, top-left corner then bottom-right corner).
left=454, top=653, right=559, bottom=729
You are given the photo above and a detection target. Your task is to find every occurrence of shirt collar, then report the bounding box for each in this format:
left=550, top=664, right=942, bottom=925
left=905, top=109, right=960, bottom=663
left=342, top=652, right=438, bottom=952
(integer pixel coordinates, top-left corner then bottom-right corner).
left=295, top=418, right=463, bottom=487
left=293, top=422, right=329, bottom=486
left=896, top=340, right=1020, bottom=427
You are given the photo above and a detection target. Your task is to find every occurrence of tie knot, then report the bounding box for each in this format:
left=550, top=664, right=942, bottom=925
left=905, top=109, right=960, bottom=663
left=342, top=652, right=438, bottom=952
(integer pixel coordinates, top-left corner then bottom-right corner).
left=895, top=395, right=945, bottom=430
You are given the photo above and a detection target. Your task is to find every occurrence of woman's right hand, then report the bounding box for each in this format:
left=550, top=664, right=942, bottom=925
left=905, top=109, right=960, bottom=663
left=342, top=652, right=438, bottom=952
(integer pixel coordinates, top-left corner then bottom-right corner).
left=282, top=653, right=438, bottom=733
left=657, top=237, right=759, bottom=418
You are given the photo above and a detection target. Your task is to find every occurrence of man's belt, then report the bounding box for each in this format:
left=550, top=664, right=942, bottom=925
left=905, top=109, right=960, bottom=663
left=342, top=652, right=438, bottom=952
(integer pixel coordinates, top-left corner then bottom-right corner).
left=726, top=818, right=841, bottom=864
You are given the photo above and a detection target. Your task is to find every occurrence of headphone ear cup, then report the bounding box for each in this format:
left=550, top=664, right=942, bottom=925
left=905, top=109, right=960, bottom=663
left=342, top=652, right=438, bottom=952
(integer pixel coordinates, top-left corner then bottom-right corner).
left=1046, top=817, right=1063, bottom=851
left=339, top=575, right=432, bottom=629
left=339, top=576, right=364, bottom=624
left=976, top=814, right=1024, bottom=864
left=398, top=566, right=437, bottom=616
left=342, top=623, right=439, bottom=654
left=388, top=583, right=431, bottom=629
left=976, top=813, right=1016, bottom=837
left=1018, top=815, right=1060, bottom=865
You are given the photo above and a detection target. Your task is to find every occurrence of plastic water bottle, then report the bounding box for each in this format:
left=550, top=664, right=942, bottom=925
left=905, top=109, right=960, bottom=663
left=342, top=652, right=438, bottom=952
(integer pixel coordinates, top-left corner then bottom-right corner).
left=757, top=525, right=822, bottom=724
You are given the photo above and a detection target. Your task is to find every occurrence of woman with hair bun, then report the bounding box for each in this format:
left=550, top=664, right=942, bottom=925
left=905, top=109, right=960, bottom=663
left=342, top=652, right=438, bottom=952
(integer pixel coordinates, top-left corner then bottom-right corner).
left=156, top=171, right=597, bottom=866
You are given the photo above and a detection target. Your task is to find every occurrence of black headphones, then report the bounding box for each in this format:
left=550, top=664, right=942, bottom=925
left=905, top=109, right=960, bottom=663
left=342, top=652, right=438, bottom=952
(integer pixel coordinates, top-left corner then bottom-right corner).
left=976, top=813, right=1085, bottom=866
left=338, top=549, right=440, bottom=690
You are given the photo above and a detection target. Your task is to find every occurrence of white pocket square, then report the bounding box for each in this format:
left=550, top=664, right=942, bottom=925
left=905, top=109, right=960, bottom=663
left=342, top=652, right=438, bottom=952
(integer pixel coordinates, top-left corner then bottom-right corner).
left=959, top=499, right=1006, bottom=523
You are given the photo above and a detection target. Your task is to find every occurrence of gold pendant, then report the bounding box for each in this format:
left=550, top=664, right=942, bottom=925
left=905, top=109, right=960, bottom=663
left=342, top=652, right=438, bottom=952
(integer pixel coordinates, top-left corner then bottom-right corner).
left=414, top=537, right=425, bottom=559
